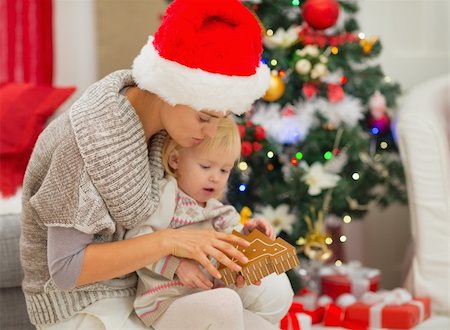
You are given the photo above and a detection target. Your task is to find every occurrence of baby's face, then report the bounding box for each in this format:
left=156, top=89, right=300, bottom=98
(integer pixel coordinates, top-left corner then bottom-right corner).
left=175, top=147, right=236, bottom=207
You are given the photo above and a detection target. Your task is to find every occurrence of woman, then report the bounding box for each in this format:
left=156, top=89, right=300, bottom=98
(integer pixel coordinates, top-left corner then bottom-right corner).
left=21, top=0, right=291, bottom=328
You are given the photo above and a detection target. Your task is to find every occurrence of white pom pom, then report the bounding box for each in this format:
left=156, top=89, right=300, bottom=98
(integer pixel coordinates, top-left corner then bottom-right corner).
left=392, top=288, right=412, bottom=303
left=336, top=293, right=357, bottom=307
left=317, top=295, right=333, bottom=307
left=361, top=291, right=379, bottom=305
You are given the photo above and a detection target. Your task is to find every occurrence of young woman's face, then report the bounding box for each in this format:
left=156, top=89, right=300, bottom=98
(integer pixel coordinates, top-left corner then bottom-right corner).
left=170, top=146, right=236, bottom=207
left=161, top=104, right=226, bottom=148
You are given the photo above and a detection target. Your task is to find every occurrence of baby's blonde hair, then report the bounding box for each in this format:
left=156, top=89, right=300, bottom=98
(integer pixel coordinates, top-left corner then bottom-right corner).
left=163, top=116, right=241, bottom=177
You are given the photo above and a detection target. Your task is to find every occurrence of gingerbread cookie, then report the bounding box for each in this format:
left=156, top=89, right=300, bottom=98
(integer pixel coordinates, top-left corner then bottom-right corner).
left=218, top=229, right=300, bottom=286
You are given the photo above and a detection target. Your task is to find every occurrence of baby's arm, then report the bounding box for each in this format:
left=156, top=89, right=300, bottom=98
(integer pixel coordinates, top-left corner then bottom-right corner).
left=126, top=224, right=182, bottom=280
left=175, top=259, right=213, bottom=289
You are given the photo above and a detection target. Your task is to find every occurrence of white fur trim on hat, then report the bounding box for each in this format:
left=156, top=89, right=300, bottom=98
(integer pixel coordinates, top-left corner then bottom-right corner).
left=132, top=37, right=270, bottom=115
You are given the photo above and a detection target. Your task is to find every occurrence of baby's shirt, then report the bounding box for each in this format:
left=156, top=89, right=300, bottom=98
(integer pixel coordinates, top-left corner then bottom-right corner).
left=125, top=176, right=242, bottom=326
left=125, top=176, right=241, bottom=277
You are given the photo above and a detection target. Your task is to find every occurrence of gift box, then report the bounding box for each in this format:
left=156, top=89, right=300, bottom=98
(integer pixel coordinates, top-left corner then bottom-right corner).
left=280, top=303, right=312, bottom=330
left=320, top=261, right=380, bottom=300
left=293, top=289, right=325, bottom=324
left=343, top=289, right=431, bottom=329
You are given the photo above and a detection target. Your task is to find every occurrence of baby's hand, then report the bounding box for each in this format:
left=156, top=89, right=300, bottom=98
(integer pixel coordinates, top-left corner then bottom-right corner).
left=175, top=259, right=213, bottom=290
left=234, top=274, right=261, bottom=288
left=243, top=218, right=275, bottom=240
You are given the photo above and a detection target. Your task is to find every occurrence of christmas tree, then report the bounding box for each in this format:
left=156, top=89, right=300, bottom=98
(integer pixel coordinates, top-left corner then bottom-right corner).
left=225, top=0, right=406, bottom=256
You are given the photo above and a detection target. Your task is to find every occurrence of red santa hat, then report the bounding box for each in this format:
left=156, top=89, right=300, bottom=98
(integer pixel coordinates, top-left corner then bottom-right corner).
left=132, top=0, right=269, bottom=115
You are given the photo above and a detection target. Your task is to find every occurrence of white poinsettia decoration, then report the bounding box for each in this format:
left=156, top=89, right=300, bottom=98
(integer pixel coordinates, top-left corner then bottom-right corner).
left=301, top=162, right=341, bottom=196
left=308, top=96, right=364, bottom=128
left=263, top=26, right=299, bottom=49
left=251, top=102, right=316, bottom=144
left=254, top=204, right=296, bottom=235
left=324, top=149, right=348, bottom=174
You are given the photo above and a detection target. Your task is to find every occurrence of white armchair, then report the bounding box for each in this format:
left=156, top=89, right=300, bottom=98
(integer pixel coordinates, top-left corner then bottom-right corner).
left=397, top=75, right=450, bottom=318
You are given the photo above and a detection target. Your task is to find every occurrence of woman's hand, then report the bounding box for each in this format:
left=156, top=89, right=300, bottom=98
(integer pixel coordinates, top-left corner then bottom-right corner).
left=243, top=218, right=275, bottom=240
left=164, top=228, right=249, bottom=280
left=175, top=259, right=213, bottom=290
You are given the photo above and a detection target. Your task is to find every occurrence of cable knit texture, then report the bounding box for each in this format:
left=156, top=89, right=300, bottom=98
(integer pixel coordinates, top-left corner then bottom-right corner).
left=20, top=70, right=166, bottom=325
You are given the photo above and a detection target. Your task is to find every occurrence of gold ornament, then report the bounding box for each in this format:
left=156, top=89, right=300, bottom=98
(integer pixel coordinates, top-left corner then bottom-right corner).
left=240, top=206, right=252, bottom=224
left=296, top=210, right=332, bottom=262
left=360, top=35, right=378, bottom=55
left=263, top=74, right=285, bottom=102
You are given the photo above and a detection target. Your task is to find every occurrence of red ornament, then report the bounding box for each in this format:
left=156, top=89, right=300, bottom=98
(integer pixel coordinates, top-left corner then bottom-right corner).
left=241, top=141, right=253, bottom=157
left=254, top=126, right=266, bottom=141
left=303, top=82, right=319, bottom=99
left=299, top=26, right=359, bottom=47
left=281, top=106, right=296, bottom=117
left=238, top=124, right=246, bottom=139
left=253, top=142, right=263, bottom=152
left=327, top=83, right=344, bottom=103
left=302, top=0, right=340, bottom=30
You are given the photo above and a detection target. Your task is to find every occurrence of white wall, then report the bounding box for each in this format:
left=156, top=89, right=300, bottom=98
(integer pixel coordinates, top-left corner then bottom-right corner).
left=53, top=0, right=98, bottom=98
left=358, top=0, right=449, bottom=91
left=344, top=0, right=449, bottom=289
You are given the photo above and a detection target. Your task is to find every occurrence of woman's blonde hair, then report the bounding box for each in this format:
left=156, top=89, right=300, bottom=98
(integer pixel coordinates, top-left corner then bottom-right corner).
left=163, top=116, right=241, bottom=177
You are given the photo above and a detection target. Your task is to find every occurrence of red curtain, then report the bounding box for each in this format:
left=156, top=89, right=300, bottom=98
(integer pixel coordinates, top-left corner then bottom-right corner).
left=0, top=0, right=53, bottom=84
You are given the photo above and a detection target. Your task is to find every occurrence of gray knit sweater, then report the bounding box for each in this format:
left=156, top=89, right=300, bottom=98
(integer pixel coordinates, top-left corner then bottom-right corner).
left=20, top=70, right=166, bottom=325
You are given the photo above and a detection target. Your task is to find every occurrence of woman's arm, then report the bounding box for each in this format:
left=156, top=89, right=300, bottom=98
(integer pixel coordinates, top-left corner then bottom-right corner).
left=77, top=228, right=249, bottom=287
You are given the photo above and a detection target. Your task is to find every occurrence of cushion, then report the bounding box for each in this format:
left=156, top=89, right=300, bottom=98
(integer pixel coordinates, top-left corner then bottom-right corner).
left=0, top=83, right=75, bottom=197
left=0, top=287, right=34, bottom=329
left=0, top=214, right=23, bottom=288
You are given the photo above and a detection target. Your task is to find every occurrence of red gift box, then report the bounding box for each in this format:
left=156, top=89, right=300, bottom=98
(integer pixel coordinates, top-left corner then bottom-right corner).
left=283, top=300, right=324, bottom=325
left=302, top=306, right=324, bottom=324
left=280, top=302, right=313, bottom=330
left=293, top=289, right=325, bottom=324
left=321, top=274, right=380, bottom=300
left=320, top=262, right=380, bottom=300
left=343, top=296, right=431, bottom=329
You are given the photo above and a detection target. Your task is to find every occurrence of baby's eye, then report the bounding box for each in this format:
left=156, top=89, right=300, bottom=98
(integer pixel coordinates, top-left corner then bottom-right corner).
left=221, top=169, right=230, bottom=174
left=200, top=164, right=210, bottom=169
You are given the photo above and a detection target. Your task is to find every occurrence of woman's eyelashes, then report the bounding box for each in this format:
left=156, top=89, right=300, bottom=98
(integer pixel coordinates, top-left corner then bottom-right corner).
left=198, top=115, right=211, bottom=123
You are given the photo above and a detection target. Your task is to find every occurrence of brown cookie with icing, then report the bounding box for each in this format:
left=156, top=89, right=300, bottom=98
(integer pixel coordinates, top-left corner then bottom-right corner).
left=218, top=229, right=300, bottom=286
